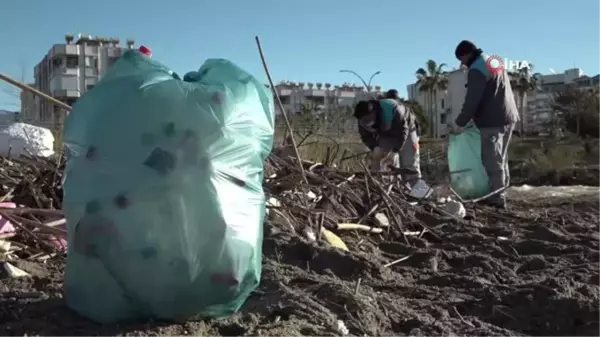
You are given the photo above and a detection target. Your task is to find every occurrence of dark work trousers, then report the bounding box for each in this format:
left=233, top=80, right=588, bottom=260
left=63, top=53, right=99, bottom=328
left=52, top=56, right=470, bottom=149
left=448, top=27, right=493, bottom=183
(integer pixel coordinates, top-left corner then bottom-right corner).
left=479, top=124, right=514, bottom=203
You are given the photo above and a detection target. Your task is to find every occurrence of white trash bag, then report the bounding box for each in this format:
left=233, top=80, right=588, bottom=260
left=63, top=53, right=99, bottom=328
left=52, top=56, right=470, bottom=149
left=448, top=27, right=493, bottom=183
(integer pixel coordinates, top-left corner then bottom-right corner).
left=0, top=123, right=55, bottom=157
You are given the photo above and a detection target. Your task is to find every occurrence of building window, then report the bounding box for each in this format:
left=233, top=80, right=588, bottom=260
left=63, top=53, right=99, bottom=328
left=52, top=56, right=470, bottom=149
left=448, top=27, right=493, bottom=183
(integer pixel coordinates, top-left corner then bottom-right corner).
left=440, top=99, right=445, bottom=109
left=440, top=113, right=447, bottom=125
left=86, top=84, right=95, bottom=91
left=85, top=56, right=97, bottom=68
left=279, top=96, right=290, bottom=104
left=306, top=96, right=325, bottom=105
left=51, top=57, right=63, bottom=71
left=66, top=55, right=79, bottom=68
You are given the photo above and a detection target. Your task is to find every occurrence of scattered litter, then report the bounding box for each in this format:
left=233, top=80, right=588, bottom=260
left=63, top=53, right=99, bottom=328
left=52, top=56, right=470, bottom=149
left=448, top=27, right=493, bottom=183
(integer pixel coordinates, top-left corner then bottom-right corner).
left=336, top=319, right=349, bottom=335
left=443, top=200, right=466, bottom=219
left=321, top=228, right=349, bottom=251
left=408, top=179, right=433, bottom=199
left=3, top=262, right=30, bottom=277
left=303, top=226, right=317, bottom=242
left=0, top=240, right=11, bottom=252
left=337, top=223, right=383, bottom=233
left=0, top=202, right=17, bottom=234
left=374, top=212, right=390, bottom=227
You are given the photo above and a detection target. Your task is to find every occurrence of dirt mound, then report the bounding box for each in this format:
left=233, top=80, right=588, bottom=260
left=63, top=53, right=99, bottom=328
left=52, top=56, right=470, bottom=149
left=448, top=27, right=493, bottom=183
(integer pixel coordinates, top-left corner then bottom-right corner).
left=1, top=197, right=598, bottom=336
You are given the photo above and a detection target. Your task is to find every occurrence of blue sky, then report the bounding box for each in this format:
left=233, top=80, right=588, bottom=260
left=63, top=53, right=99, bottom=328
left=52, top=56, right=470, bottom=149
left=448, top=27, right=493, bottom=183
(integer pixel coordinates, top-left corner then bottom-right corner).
left=1, top=0, right=598, bottom=110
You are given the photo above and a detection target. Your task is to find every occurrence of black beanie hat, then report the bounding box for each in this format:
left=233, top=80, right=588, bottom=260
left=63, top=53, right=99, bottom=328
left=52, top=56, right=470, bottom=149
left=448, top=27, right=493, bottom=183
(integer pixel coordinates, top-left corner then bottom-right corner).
left=354, top=101, right=369, bottom=118
left=386, top=89, right=399, bottom=99
left=455, top=40, right=477, bottom=59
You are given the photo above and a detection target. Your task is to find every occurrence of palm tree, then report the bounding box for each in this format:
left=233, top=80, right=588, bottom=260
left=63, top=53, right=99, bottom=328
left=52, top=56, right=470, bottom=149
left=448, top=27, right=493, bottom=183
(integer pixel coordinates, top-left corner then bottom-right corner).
left=65, top=33, right=74, bottom=44
left=415, top=60, right=448, bottom=137
left=325, top=83, right=331, bottom=90
left=316, top=82, right=323, bottom=90
left=552, top=85, right=599, bottom=138
left=399, top=98, right=430, bottom=136
left=509, top=66, right=540, bottom=135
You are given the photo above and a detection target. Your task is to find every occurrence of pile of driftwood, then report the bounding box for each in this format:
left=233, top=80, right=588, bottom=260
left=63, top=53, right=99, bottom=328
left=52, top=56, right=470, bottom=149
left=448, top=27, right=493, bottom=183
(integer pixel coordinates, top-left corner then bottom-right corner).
left=263, top=149, right=463, bottom=251
left=0, top=155, right=66, bottom=266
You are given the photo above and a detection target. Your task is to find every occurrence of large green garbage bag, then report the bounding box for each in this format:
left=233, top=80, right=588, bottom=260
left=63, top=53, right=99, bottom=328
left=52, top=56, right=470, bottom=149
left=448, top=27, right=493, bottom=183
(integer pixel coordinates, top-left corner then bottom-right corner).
left=447, top=125, right=489, bottom=199
left=62, top=50, right=274, bottom=323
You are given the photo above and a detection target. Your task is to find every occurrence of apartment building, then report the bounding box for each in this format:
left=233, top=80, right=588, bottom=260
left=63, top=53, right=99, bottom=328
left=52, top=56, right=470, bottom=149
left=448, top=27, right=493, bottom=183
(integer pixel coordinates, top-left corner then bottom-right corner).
left=526, top=70, right=599, bottom=133
left=22, top=33, right=137, bottom=126
left=272, top=81, right=383, bottom=116
left=407, top=70, right=462, bottom=138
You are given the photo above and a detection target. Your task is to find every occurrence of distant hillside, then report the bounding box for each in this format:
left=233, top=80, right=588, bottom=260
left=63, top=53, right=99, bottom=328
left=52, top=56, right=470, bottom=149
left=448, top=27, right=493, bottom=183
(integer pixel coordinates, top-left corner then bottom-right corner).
left=0, top=110, right=17, bottom=124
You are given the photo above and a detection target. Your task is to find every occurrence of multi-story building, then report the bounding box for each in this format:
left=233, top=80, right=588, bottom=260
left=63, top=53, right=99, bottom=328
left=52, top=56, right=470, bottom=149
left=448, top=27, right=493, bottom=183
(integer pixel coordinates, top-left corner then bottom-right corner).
left=22, top=33, right=137, bottom=126
left=272, top=81, right=383, bottom=116
left=526, top=70, right=599, bottom=133
left=407, top=69, right=463, bottom=138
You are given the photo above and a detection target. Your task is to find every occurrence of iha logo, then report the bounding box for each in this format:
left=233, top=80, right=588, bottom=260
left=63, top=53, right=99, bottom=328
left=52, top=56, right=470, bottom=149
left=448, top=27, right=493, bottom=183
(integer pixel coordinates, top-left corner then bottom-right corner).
left=486, top=55, right=531, bottom=74
left=486, top=55, right=505, bottom=74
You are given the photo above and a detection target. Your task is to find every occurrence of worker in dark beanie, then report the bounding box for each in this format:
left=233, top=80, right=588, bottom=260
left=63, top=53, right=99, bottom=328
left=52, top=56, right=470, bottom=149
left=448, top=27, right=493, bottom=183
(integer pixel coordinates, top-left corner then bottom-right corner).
left=454, top=40, right=478, bottom=60
left=354, top=97, right=431, bottom=198
left=450, top=40, right=519, bottom=210
left=385, top=89, right=399, bottom=99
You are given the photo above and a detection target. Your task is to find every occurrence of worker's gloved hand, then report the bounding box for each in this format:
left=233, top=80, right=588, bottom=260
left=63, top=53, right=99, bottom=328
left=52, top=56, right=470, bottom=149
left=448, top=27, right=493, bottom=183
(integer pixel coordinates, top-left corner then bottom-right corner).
left=371, top=147, right=395, bottom=171
left=449, top=122, right=465, bottom=135
left=380, top=152, right=396, bottom=169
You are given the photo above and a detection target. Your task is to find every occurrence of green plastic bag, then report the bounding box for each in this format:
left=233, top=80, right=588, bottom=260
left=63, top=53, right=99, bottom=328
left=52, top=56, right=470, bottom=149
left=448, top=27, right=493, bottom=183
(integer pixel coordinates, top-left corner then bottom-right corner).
left=62, top=50, right=274, bottom=323
left=447, top=125, right=489, bottom=199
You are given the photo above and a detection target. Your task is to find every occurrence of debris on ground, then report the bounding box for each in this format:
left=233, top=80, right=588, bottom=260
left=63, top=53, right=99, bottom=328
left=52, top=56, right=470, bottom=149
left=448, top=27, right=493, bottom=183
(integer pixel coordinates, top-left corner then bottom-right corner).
left=0, top=151, right=598, bottom=336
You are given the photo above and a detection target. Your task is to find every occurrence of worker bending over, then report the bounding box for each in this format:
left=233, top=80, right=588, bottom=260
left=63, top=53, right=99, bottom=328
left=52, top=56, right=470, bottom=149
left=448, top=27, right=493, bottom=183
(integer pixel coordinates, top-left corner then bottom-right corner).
left=354, top=98, right=430, bottom=198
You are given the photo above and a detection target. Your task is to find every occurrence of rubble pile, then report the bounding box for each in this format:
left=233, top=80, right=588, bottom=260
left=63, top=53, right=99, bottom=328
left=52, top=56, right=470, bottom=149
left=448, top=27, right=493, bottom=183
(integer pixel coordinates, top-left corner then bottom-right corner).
left=0, top=155, right=66, bottom=277
left=263, top=150, right=468, bottom=251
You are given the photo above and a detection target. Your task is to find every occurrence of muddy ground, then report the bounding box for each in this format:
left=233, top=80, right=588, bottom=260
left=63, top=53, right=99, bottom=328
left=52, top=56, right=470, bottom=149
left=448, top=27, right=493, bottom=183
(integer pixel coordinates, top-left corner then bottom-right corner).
left=1, top=180, right=598, bottom=336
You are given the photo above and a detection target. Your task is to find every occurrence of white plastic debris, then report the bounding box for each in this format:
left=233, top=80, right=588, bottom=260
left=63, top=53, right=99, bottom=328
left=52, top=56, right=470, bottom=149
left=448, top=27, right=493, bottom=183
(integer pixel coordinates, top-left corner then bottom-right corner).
left=336, top=319, right=349, bottom=336
left=3, top=262, right=30, bottom=277
left=303, top=226, right=317, bottom=242
left=0, top=240, right=11, bottom=253
left=265, top=197, right=281, bottom=216
left=408, top=179, right=433, bottom=199
left=0, top=122, right=55, bottom=157
left=305, top=191, right=317, bottom=200
left=443, top=200, right=466, bottom=219
left=374, top=212, right=390, bottom=227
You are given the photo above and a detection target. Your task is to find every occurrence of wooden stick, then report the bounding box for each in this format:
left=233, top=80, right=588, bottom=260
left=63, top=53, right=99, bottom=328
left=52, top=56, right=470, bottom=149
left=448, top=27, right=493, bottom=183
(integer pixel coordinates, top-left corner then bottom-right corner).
left=255, top=36, right=308, bottom=185
left=383, top=254, right=412, bottom=268
left=0, top=73, right=72, bottom=111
